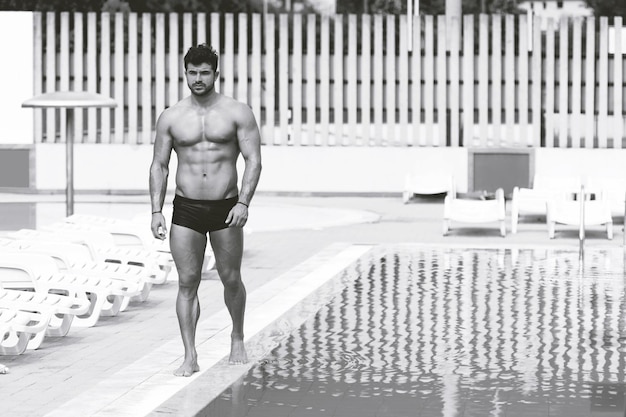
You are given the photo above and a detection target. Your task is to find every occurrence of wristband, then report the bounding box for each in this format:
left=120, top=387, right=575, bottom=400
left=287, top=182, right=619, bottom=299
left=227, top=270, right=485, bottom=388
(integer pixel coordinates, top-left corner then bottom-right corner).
left=152, top=211, right=161, bottom=214
left=236, top=201, right=249, bottom=208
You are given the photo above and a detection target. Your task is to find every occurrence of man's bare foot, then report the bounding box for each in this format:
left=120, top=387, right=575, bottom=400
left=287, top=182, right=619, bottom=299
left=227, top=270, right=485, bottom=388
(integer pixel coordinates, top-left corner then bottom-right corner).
left=229, top=338, right=248, bottom=365
left=173, top=359, right=200, bottom=377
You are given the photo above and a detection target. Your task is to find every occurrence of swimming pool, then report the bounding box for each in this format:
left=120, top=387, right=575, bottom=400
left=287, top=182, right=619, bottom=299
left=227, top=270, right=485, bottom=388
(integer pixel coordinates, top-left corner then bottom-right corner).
left=199, top=245, right=626, bottom=417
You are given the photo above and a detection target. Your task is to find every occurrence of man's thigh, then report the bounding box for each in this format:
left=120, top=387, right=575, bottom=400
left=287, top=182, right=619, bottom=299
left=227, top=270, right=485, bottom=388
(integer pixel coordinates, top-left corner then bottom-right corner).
left=209, top=226, right=244, bottom=272
left=170, top=224, right=207, bottom=283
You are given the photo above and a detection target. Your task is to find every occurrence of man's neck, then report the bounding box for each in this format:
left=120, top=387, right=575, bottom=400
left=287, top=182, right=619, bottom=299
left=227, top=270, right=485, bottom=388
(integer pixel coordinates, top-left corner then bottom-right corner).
left=191, top=89, right=219, bottom=108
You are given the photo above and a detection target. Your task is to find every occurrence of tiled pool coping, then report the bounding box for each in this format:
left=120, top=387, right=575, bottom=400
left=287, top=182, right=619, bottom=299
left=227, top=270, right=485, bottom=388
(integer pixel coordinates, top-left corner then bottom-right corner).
left=43, top=243, right=374, bottom=417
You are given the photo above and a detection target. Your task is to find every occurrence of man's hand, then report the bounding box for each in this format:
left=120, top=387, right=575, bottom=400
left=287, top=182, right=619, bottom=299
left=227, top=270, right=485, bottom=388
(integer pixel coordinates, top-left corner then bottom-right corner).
left=151, top=212, right=167, bottom=240
left=226, top=203, right=248, bottom=228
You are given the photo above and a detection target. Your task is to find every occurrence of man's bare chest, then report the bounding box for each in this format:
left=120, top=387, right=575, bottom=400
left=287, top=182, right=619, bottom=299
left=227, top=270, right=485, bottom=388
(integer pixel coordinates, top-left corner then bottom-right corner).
left=171, top=112, right=236, bottom=146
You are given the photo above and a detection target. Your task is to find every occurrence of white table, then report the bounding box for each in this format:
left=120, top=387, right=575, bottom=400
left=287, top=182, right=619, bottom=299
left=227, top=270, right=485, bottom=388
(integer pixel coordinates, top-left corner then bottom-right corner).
left=22, top=92, right=117, bottom=216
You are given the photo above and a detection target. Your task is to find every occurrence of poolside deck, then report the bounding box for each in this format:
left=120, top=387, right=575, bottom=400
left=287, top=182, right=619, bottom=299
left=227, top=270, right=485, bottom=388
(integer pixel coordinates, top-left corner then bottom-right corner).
left=0, top=193, right=622, bottom=416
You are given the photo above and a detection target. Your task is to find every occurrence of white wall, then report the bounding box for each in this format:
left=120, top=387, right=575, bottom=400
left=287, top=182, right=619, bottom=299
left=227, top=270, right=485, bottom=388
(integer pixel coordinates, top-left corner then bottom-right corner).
left=0, top=12, right=34, bottom=145
left=33, top=144, right=626, bottom=194
left=535, top=148, right=626, bottom=181
left=34, top=144, right=468, bottom=194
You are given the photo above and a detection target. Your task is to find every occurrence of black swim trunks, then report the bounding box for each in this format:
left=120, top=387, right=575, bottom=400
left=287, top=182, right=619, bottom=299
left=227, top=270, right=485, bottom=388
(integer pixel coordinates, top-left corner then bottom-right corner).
left=172, top=194, right=238, bottom=234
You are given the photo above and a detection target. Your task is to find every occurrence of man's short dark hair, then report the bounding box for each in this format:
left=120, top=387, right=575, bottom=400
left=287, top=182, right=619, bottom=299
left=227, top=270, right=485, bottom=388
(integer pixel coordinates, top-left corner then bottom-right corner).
left=184, top=44, right=219, bottom=71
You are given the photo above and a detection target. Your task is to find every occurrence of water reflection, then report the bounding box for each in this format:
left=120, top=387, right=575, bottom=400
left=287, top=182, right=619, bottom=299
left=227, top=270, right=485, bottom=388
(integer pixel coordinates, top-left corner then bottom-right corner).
left=203, top=247, right=626, bottom=417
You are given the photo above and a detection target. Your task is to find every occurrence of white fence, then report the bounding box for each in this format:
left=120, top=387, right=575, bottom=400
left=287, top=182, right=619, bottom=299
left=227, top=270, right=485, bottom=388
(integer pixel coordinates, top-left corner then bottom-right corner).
left=31, top=12, right=625, bottom=148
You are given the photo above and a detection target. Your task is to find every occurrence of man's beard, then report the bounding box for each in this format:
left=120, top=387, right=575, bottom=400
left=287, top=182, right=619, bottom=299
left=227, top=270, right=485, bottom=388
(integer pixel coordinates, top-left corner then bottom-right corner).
left=191, top=83, right=211, bottom=96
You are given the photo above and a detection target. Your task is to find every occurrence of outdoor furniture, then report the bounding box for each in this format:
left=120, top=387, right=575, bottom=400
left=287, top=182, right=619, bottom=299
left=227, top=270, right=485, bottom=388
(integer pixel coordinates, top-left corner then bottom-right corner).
left=0, top=251, right=134, bottom=327
left=510, top=175, right=585, bottom=234
left=403, top=173, right=455, bottom=203
left=22, top=91, right=117, bottom=216
left=443, top=188, right=507, bottom=237
left=546, top=189, right=613, bottom=239
left=0, top=308, right=49, bottom=355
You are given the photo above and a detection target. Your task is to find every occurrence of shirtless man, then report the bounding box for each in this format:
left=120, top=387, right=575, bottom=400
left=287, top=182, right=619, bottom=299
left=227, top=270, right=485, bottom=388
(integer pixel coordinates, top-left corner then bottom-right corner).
left=149, top=44, right=262, bottom=377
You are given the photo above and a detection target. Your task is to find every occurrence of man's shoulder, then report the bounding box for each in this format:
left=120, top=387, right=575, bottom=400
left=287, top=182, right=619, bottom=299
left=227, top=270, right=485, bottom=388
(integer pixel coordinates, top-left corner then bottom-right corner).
left=160, top=100, right=190, bottom=119
left=220, top=96, right=252, bottom=117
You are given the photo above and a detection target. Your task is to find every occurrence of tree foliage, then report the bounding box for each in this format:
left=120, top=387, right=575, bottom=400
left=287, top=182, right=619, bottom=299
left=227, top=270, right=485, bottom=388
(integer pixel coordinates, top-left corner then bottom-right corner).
left=337, top=0, right=522, bottom=15
left=584, top=0, right=626, bottom=19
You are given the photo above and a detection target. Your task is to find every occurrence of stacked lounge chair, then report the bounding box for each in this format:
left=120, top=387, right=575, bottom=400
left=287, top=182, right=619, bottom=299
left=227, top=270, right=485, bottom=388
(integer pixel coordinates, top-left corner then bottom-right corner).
left=0, top=211, right=189, bottom=359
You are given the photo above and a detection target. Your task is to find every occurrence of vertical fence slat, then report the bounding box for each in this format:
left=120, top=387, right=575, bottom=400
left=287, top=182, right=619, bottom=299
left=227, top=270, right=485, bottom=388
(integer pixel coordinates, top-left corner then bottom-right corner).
left=291, top=14, right=302, bottom=145
left=373, top=15, right=383, bottom=146
left=398, top=16, right=409, bottom=146
left=558, top=17, right=569, bottom=148
left=531, top=15, right=542, bottom=147
left=492, top=15, right=502, bottom=145
left=33, top=12, right=43, bottom=143
left=411, top=15, right=422, bottom=146
left=320, top=14, right=330, bottom=146
left=613, top=18, right=623, bottom=148
left=86, top=12, right=97, bottom=143
left=128, top=13, right=138, bottom=144
left=251, top=14, right=262, bottom=141
left=423, top=16, right=434, bottom=147
left=168, top=13, right=179, bottom=108
left=386, top=15, right=396, bottom=145
left=278, top=14, right=289, bottom=145
left=73, top=13, right=84, bottom=143
left=436, top=15, right=446, bottom=146
left=141, top=13, right=152, bottom=144
left=237, top=13, right=248, bottom=104
left=100, top=13, right=112, bottom=144
left=462, top=15, right=474, bottom=147
left=478, top=14, right=489, bottom=147
left=571, top=17, right=583, bottom=148
left=347, top=14, right=358, bottom=146
left=196, top=12, right=206, bottom=44
left=211, top=13, right=220, bottom=91
left=598, top=17, right=609, bottom=148
left=263, top=14, right=275, bottom=145
left=448, top=17, right=460, bottom=148
left=154, top=14, right=165, bottom=125
left=180, top=13, right=192, bottom=106
left=518, top=14, right=529, bottom=148
left=333, top=15, right=344, bottom=146
left=544, top=19, right=555, bottom=148
left=114, top=13, right=125, bottom=143
left=584, top=17, right=595, bottom=148
left=223, top=14, right=235, bottom=99
left=46, top=12, right=56, bottom=142
left=362, top=15, right=372, bottom=146
left=60, top=12, right=70, bottom=143
left=505, top=15, right=516, bottom=146
left=306, top=14, right=316, bottom=146
left=183, top=13, right=193, bottom=51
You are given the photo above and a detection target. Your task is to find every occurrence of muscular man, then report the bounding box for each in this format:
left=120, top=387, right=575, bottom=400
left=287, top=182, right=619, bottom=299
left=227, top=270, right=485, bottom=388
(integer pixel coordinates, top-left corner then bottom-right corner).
left=149, top=44, right=262, bottom=377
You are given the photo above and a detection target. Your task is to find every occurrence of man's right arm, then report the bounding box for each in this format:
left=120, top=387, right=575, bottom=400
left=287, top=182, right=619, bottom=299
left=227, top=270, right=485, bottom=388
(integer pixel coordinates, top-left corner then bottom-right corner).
left=149, top=112, right=173, bottom=238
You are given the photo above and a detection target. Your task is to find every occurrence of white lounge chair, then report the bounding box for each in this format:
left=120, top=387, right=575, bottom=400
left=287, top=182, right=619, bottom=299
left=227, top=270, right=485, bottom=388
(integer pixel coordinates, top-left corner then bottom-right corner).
left=443, top=188, right=507, bottom=237
left=0, top=252, right=139, bottom=328
left=0, top=288, right=90, bottom=349
left=403, top=173, right=455, bottom=203
left=546, top=189, right=613, bottom=239
left=587, top=177, right=626, bottom=218
left=0, top=238, right=152, bottom=304
left=511, top=175, right=585, bottom=234
left=0, top=308, right=49, bottom=355
left=7, top=228, right=171, bottom=285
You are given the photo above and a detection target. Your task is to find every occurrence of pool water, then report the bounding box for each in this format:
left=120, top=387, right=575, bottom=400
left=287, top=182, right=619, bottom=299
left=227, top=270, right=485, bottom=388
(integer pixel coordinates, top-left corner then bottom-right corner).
left=201, top=246, right=626, bottom=417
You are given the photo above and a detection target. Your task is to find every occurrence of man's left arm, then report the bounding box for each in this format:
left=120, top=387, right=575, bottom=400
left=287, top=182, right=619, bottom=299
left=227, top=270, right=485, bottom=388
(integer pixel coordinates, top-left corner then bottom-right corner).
left=227, top=105, right=262, bottom=227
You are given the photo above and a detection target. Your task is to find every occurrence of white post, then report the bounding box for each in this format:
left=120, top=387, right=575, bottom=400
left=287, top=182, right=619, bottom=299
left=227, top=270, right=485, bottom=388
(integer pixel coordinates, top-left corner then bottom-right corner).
left=0, top=12, right=34, bottom=145
left=445, top=0, right=461, bottom=50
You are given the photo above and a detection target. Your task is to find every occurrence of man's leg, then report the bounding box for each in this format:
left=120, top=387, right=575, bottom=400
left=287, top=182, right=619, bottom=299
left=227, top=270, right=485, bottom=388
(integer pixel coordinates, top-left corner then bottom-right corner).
left=170, top=224, right=207, bottom=376
left=209, top=226, right=248, bottom=364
